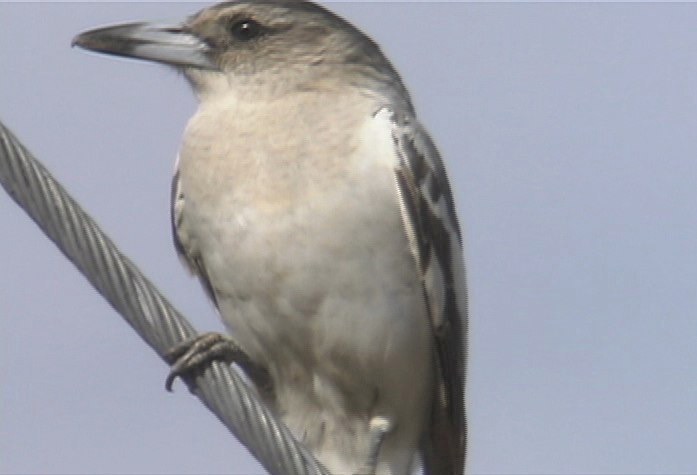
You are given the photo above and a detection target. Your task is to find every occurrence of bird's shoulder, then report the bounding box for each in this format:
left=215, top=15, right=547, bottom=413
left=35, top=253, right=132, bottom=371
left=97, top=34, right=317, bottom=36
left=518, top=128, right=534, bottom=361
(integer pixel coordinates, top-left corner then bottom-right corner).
left=170, top=160, right=219, bottom=306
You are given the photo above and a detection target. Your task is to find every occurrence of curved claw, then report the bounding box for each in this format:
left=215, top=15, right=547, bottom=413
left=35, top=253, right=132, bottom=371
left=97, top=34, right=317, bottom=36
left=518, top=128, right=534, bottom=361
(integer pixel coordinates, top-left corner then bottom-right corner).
left=164, top=332, right=244, bottom=391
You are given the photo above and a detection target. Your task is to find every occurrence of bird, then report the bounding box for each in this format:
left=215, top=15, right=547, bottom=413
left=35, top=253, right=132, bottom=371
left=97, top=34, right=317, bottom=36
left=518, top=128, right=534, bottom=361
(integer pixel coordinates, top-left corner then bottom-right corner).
left=73, top=1, right=467, bottom=474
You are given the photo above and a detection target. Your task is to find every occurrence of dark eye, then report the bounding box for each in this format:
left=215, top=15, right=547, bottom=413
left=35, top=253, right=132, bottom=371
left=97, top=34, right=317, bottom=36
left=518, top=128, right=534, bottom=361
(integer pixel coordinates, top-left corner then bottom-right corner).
left=229, top=19, right=264, bottom=41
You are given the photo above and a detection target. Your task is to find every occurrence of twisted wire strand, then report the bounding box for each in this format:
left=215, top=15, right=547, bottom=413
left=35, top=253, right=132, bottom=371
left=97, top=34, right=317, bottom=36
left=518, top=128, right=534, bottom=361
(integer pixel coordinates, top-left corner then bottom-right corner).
left=0, top=119, right=329, bottom=475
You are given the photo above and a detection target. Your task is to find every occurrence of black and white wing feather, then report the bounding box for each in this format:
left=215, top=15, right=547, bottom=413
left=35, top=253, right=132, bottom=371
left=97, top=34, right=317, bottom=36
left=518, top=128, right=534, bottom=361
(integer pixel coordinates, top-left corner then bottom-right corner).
left=390, top=110, right=468, bottom=475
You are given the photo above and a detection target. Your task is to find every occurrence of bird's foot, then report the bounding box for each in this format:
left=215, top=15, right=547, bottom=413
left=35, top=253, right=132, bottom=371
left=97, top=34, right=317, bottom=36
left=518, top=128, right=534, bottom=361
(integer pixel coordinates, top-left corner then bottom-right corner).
left=358, top=416, right=392, bottom=475
left=164, top=332, right=250, bottom=391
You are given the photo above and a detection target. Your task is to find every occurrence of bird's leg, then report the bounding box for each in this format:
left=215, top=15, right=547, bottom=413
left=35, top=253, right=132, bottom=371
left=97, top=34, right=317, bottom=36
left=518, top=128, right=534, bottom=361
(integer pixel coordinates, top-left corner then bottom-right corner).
left=164, top=332, right=271, bottom=393
left=358, top=416, right=392, bottom=475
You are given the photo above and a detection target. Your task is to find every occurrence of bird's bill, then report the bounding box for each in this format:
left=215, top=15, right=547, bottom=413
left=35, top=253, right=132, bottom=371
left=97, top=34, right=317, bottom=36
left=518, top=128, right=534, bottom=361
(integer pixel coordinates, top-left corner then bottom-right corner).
left=72, top=22, right=218, bottom=71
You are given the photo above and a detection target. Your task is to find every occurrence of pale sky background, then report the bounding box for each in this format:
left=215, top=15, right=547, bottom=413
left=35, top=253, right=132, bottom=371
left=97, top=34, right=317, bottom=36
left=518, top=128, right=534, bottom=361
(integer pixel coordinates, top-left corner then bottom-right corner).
left=2, top=2, right=696, bottom=474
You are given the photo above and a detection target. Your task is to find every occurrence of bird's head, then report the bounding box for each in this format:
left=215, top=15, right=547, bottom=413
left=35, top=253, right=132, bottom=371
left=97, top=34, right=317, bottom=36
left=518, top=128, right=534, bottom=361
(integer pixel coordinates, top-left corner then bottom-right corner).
left=73, top=0, right=408, bottom=103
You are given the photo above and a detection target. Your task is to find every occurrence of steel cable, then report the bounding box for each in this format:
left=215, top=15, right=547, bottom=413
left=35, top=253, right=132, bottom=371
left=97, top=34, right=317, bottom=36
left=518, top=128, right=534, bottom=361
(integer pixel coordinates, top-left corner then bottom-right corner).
left=0, top=119, right=330, bottom=475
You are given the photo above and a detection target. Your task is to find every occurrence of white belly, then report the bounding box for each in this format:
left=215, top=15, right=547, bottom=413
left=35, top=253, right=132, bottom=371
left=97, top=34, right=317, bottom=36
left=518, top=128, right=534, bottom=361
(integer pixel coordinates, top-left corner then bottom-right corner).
left=178, top=96, right=433, bottom=474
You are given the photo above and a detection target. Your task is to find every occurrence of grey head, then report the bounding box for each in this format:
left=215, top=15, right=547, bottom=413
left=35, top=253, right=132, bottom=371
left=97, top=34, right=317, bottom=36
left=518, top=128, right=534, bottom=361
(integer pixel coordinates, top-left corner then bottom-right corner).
left=73, top=0, right=413, bottom=111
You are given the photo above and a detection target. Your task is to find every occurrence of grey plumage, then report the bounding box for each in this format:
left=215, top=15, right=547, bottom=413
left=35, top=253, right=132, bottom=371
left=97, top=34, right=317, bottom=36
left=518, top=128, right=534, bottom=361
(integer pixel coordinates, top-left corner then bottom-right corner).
left=74, top=2, right=467, bottom=474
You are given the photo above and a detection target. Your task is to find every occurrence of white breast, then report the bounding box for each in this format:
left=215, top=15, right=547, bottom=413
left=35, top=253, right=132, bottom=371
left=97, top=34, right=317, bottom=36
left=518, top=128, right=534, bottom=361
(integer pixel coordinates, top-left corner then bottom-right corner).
left=177, top=91, right=433, bottom=474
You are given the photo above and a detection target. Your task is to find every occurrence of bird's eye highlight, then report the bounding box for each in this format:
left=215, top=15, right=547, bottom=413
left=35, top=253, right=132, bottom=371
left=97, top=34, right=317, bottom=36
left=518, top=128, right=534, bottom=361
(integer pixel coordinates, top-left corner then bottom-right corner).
left=229, top=19, right=264, bottom=41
